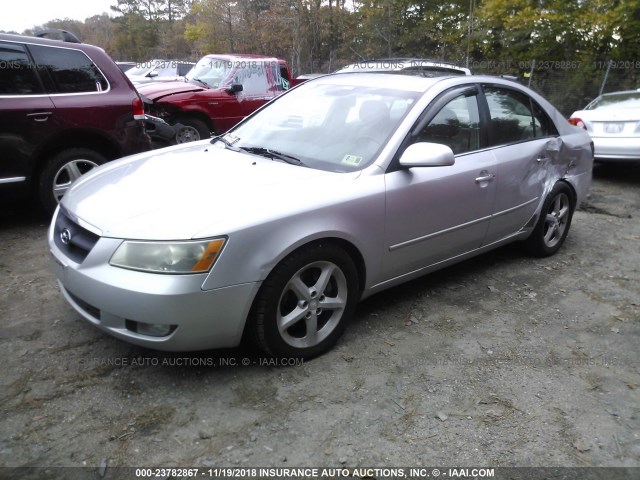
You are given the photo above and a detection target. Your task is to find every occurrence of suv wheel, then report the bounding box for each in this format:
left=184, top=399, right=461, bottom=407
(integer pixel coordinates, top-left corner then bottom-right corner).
left=39, top=148, right=106, bottom=214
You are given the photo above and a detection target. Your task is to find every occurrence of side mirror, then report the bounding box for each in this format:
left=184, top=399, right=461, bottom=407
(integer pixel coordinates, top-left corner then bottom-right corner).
left=226, top=83, right=243, bottom=94
left=399, top=142, right=455, bottom=168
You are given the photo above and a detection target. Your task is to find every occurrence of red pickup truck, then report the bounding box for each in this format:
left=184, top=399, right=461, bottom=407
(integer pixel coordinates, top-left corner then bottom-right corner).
left=138, top=54, right=299, bottom=145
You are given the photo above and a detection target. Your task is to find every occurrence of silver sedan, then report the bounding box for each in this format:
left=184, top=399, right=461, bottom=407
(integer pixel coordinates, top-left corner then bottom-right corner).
left=569, top=90, right=640, bottom=161
left=49, top=74, right=593, bottom=358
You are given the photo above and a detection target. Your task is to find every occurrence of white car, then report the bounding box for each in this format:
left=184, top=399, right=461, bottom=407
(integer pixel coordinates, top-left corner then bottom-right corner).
left=569, top=90, right=640, bottom=161
left=126, top=59, right=194, bottom=84
left=49, top=74, right=592, bottom=359
left=336, top=58, right=471, bottom=76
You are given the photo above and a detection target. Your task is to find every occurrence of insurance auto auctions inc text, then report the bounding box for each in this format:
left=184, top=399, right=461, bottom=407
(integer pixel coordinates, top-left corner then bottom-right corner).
left=197, top=467, right=495, bottom=478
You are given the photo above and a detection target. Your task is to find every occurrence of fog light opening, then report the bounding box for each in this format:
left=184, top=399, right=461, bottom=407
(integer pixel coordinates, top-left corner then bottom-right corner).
left=126, top=320, right=177, bottom=337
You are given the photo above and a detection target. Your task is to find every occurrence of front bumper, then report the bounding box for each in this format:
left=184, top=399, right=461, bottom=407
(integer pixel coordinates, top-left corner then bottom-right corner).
left=143, top=114, right=184, bottom=146
left=49, top=217, right=261, bottom=352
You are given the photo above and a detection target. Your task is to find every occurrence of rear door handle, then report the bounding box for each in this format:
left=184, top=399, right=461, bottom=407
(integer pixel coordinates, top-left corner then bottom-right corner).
left=475, top=173, right=495, bottom=183
left=26, top=111, right=53, bottom=122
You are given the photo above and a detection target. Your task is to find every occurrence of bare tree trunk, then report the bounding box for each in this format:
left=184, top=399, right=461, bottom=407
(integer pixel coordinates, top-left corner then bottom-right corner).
left=226, top=4, right=234, bottom=52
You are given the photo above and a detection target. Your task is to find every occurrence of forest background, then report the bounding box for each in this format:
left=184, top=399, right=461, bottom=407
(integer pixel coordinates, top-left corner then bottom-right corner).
left=2, top=0, right=639, bottom=115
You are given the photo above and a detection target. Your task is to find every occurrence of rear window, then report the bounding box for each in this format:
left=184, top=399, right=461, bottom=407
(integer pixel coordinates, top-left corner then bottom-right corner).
left=0, top=41, right=42, bottom=95
left=401, top=66, right=467, bottom=77
left=28, top=45, right=109, bottom=94
left=588, top=92, right=640, bottom=110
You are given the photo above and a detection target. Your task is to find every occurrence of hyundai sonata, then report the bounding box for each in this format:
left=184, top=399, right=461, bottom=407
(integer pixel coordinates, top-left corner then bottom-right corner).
left=49, top=73, right=593, bottom=358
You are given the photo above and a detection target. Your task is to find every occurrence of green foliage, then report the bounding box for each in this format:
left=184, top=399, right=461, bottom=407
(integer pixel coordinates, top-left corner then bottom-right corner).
left=10, top=0, right=639, bottom=99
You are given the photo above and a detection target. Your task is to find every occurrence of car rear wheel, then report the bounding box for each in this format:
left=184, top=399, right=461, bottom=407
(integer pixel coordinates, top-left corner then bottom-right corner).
left=39, top=148, right=106, bottom=215
left=525, top=182, right=575, bottom=257
left=250, top=243, right=359, bottom=359
left=174, top=118, right=210, bottom=143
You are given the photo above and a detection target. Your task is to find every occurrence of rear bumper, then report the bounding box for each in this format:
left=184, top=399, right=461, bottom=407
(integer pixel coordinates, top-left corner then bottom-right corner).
left=122, top=120, right=153, bottom=155
left=593, top=136, right=640, bottom=160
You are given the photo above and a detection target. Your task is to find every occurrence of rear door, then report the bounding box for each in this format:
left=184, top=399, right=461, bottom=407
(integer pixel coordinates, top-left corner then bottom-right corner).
left=0, top=40, right=56, bottom=186
left=26, top=44, right=114, bottom=134
left=480, top=85, right=560, bottom=245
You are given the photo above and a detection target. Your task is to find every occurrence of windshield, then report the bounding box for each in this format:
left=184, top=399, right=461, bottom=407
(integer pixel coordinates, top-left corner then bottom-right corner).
left=588, top=92, right=640, bottom=110
left=223, top=80, right=420, bottom=172
left=185, top=57, right=233, bottom=88
left=126, top=60, right=161, bottom=77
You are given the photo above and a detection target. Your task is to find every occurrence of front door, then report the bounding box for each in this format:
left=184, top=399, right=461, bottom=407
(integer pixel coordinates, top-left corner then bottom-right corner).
left=383, top=89, right=497, bottom=280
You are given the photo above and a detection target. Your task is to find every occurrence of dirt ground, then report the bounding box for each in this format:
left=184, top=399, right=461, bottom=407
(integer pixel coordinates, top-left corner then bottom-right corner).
left=0, top=163, right=639, bottom=476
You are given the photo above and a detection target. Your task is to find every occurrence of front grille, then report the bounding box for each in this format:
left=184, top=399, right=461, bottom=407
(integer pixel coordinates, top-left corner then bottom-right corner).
left=54, top=209, right=100, bottom=263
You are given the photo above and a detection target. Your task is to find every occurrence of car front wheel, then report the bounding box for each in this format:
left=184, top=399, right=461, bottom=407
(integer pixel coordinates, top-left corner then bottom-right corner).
left=525, top=182, right=575, bottom=257
left=250, top=243, right=359, bottom=359
left=38, top=148, right=106, bottom=215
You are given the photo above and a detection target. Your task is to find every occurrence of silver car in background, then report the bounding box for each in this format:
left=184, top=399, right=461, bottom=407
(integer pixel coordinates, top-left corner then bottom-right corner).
left=569, top=89, right=640, bottom=161
left=49, top=74, right=593, bottom=359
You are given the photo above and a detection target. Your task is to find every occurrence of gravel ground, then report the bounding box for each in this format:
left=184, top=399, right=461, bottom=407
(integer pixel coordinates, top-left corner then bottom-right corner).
left=0, top=163, right=638, bottom=478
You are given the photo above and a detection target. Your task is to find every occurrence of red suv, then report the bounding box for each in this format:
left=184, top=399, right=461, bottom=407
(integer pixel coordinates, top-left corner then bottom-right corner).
left=0, top=32, right=151, bottom=214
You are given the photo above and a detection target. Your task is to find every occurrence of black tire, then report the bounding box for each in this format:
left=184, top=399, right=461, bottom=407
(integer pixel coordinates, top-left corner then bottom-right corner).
left=524, top=182, right=575, bottom=257
left=38, top=148, right=106, bottom=215
left=250, top=243, right=359, bottom=359
left=174, top=118, right=211, bottom=143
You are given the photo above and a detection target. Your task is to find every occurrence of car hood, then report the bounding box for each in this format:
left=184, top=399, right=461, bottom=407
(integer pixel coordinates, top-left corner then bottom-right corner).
left=136, top=81, right=204, bottom=101
left=571, top=108, right=640, bottom=122
left=61, top=142, right=356, bottom=240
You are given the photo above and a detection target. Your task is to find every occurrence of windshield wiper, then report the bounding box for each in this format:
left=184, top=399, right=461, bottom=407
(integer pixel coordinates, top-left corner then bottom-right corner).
left=239, top=146, right=305, bottom=166
left=189, top=77, right=209, bottom=88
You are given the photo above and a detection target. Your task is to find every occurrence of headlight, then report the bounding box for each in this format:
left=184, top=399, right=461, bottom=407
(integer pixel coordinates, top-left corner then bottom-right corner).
left=110, top=238, right=226, bottom=274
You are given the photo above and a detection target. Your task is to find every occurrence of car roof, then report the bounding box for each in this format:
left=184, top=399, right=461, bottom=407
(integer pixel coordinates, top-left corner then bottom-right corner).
left=0, top=32, right=104, bottom=54
left=1, top=32, right=77, bottom=47
left=314, top=72, right=525, bottom=93
left=599, top=89, right=640, bottom=98
left=310, top=71, right=445, bottom=92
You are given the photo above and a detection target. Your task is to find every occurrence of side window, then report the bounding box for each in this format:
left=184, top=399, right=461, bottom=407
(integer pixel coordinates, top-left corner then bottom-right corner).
left=28, top=45, right=108, bottom=94
left=279, top=65, right=290, bottom=90
left=235, top=64, right=270, bottom=96
left=0, top=42, right=42, bottom=95
left=532, top=101, right=558, bottom=137
left=413, top=93, right=481, bottom=155
left=177, top=63, right=192, bottom=76
left=484, top=86, right=556, bottom=146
